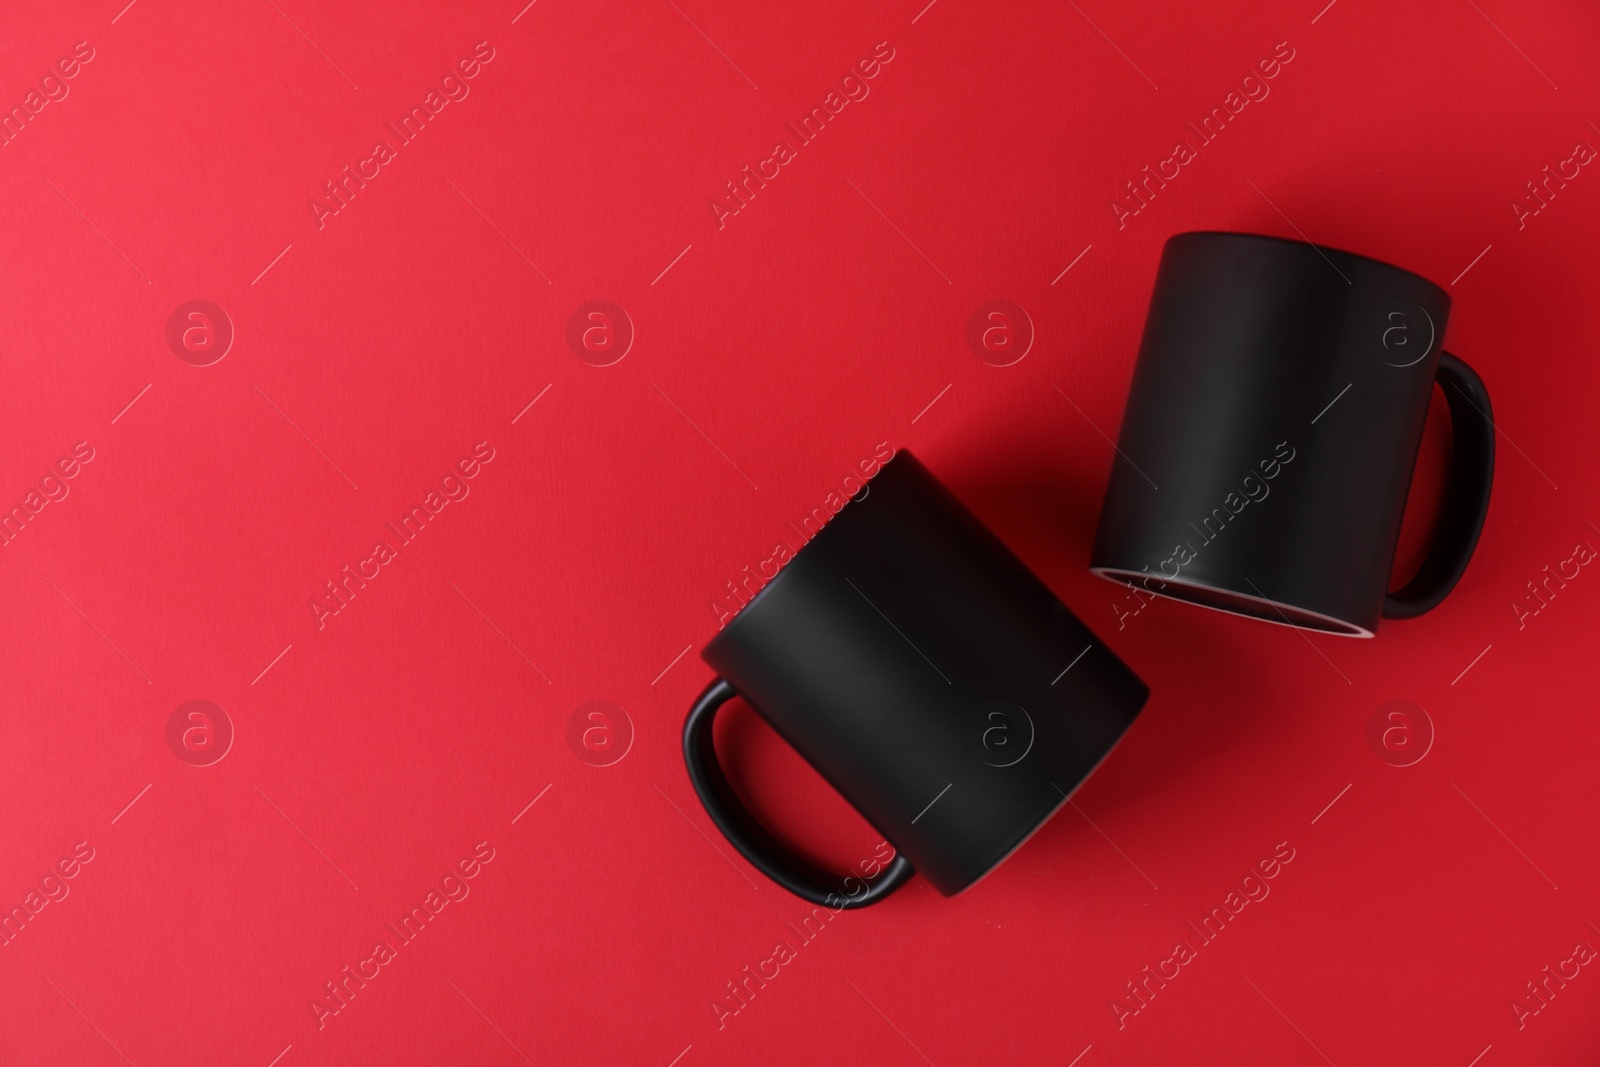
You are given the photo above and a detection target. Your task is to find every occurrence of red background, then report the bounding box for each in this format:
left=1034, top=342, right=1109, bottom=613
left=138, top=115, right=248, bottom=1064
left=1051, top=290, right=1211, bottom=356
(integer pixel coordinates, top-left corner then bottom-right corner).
left=3, top=0, right=1598, bottom=1063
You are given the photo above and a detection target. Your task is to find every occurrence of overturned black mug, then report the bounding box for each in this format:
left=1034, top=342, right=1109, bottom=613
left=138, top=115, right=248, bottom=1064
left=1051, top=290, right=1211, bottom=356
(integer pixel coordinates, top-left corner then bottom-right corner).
left=1091, top=231, right=1495, bottom=637
left=683, top=450, right=1148, bottom=907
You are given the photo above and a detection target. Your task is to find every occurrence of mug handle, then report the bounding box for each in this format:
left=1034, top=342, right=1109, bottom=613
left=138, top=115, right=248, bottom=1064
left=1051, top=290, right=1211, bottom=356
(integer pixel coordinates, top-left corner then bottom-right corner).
left=1384, top=352, right=1496, bottom=619
left=683, top=677, right=915, bottom=908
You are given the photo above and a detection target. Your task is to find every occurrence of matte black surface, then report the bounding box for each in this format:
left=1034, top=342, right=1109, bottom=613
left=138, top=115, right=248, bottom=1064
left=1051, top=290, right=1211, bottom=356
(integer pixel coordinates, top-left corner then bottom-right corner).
left=686, top=450, right=1149, bottom=901
left=1091, top=231, right=1495, bottom=636
left=1382, top=353, right=1495, bottom=618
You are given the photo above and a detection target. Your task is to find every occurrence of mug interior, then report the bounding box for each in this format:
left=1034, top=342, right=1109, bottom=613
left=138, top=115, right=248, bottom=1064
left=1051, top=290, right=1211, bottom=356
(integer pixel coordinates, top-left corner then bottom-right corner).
left=1090, top=567, right=1374, bottom=638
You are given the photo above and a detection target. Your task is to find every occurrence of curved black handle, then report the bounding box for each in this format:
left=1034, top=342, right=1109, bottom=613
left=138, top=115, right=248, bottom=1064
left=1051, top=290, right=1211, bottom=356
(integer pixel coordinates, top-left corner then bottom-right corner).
left=682, top=677, right=914, bottom=908
left=1384, top=352, right=1495, bottom=618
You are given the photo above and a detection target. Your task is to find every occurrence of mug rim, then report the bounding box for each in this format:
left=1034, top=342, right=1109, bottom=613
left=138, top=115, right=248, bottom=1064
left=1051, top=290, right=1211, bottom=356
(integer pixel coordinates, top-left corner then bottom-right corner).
left=1089, top=565, right=1376, bottom=638
left=1166, top=230, right=1452, bottom=308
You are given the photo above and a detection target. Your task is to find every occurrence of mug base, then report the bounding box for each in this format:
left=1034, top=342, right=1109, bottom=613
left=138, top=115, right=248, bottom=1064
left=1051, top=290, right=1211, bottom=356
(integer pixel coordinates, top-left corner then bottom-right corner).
left=949, top=678, right=1148, bottom=897
left=1089, top=567, right=1375, bottom=638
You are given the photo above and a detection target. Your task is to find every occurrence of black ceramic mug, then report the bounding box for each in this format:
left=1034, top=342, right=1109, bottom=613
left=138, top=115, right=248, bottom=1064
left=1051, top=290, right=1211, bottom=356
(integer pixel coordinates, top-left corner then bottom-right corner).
left=683, top=450, right=1148, bottom=907
left=1091, top=231, right=1495, bottom=637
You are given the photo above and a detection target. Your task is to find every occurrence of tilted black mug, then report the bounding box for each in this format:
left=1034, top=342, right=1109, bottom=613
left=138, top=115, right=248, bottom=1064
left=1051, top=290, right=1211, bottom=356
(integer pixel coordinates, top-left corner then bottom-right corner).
left=1091, top=231, right=1495, bottom=637
left=684, top=450, right=1148, bottom=907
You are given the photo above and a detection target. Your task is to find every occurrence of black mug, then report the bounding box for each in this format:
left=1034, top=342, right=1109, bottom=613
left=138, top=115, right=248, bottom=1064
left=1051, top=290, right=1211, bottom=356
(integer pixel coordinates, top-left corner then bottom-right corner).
left=684, top=450, right=1148, bottom=907
left=1091, top=231, right=1495, bottom=637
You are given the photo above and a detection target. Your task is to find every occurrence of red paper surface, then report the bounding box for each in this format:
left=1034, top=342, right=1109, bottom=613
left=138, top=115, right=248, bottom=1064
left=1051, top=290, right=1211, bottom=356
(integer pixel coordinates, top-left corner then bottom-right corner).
left=3, top=0, right=1598, bottom=1063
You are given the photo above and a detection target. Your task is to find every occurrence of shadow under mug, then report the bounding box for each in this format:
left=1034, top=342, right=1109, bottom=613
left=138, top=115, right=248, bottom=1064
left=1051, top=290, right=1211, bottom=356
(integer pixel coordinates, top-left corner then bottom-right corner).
left=1091, top=231, right=1496, bottom=637
left=682, top=450, right=1148, bottom=908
